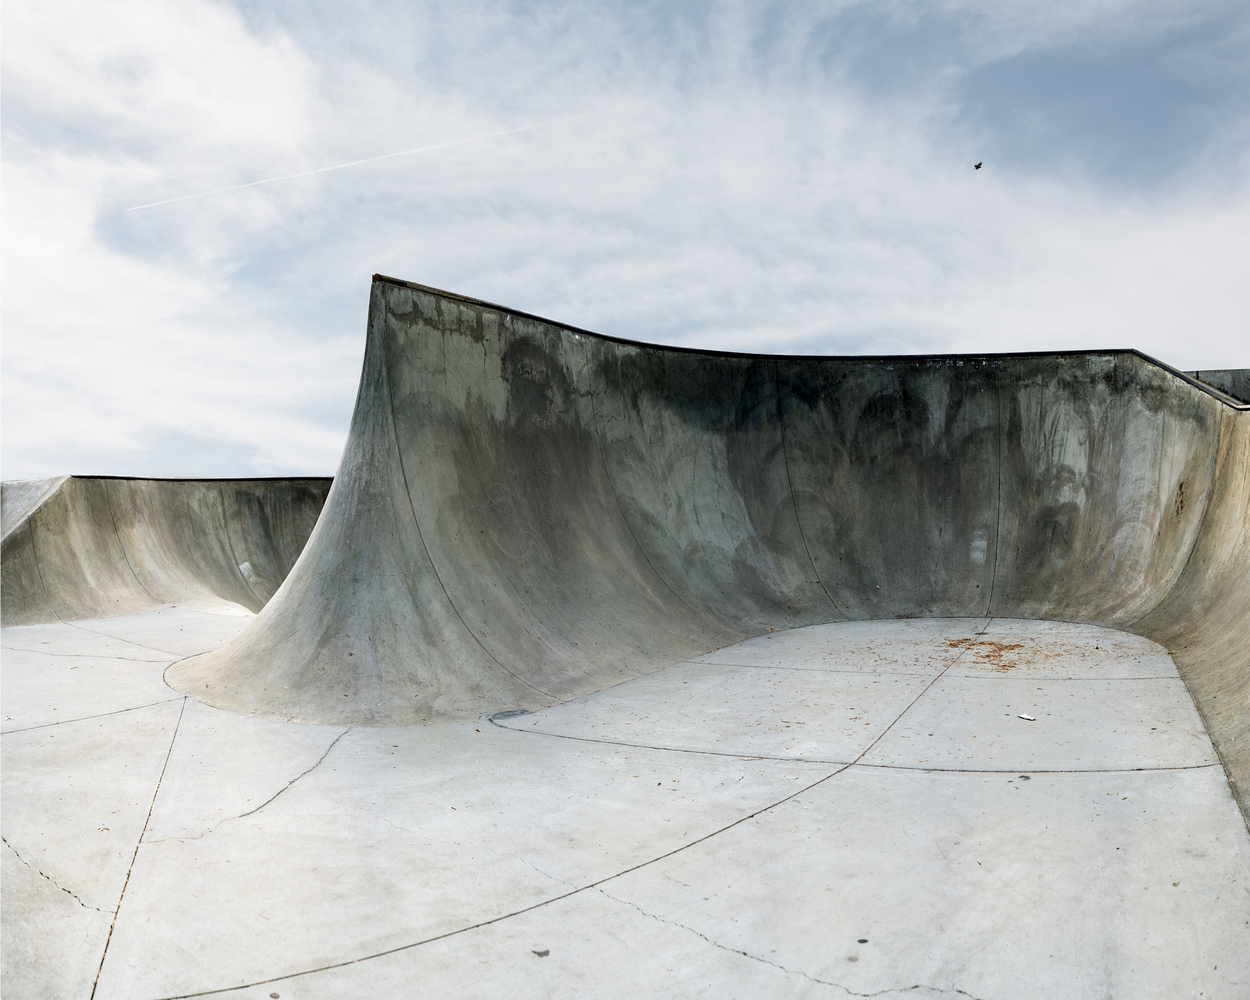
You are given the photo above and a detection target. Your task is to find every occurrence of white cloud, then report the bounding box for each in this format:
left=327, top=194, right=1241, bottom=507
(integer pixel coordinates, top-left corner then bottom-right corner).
left=3, top=0, right=1247, bottom=478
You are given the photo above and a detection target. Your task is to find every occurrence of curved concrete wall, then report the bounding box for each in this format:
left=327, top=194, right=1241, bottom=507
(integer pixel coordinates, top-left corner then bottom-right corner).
left=168, top=275, right=1248, bottom=825
left=1188, top=369, right=1250, bottom=404
left=1, top=476, right=333, bottom=626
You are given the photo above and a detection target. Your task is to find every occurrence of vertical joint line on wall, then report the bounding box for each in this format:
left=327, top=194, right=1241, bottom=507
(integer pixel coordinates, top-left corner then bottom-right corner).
left=215, top=483, right=268, bottom=607
left=102, top=480, right=162, bottom=606
left=984, top=365, right=1004, bottom=617
left=381, top=302, right=559, bottom=702
left=1127, top=401, right=1225, bottom=630
left=26, top=518, right=67, bottom=625
left=583, top=356, right=730, bottom=638
left=774, top=360, right=846, bottom=621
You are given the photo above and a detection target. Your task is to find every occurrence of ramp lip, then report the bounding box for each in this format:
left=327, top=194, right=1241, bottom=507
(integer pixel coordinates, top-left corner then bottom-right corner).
left=55, top=475, right=335, bottom=483
left=374, top=274, right=1250, bottom=410
left=0, top=474, right=70, bottom=544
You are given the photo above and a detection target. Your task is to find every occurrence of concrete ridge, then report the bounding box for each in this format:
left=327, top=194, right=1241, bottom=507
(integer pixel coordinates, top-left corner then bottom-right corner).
left=372, top=274, right=1250, bottom=409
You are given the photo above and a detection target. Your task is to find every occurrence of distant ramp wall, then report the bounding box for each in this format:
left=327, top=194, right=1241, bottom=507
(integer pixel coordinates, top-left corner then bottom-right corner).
left=1, top=476, right=333, bottom=626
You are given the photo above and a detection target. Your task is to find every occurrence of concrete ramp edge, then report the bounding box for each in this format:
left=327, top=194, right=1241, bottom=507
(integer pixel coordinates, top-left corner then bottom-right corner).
left=156, top=277, right=1245, bottom=829
left=0, top=477, right=333, bottom=627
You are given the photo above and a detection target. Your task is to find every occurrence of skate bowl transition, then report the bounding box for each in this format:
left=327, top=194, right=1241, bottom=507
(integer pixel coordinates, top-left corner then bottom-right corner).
left=152, top=274, right=1248, bottom=819
left=1, top=475, right=332, bottom=625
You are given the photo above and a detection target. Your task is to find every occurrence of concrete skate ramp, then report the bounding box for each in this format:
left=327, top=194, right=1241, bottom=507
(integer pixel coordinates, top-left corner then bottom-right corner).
left=1189, top=369, right=1250, bottom=404
left=168, top=275, right=1250, bottom=814
left=1, top=476, right=332, bottom=626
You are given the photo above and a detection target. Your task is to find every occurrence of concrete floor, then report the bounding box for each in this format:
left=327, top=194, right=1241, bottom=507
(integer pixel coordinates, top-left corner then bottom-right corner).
left=3, top=611, right=1248, bottom=999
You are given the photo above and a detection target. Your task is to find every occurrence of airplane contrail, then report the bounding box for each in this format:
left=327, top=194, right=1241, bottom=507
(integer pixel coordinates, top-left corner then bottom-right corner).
left=127, top=103, right=645, bottom=211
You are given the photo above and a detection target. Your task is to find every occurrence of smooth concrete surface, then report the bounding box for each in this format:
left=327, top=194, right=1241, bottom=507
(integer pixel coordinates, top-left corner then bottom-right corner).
left=1189, top=370, right=1250, bottom=405
left=3, top=278, right=1248, bottom=996
left=3, top=611, right=1248, bottom=999
left=1, top=476, right=332, bottom=627
left=162, top=277, right=1249, bottom=826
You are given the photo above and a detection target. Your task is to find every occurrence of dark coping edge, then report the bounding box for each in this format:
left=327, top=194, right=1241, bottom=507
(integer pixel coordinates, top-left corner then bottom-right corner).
left=374, top=274, right=1250, bottom=411
left=63, top=476, right=335, bottom=483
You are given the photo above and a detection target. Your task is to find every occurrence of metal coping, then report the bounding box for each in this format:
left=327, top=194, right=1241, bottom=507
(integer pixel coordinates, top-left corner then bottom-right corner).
left=61, top=476, right=333, bottom=483
left=374, top=274, right=1250, bottom=410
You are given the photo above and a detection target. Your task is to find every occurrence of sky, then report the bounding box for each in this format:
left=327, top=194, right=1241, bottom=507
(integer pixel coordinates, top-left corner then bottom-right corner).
left=3, top=0, right=1248, bottom=479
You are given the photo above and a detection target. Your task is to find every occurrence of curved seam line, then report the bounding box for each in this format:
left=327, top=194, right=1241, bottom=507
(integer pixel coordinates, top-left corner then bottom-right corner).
left=985, top=367, right=1003, bottom=615
left=488, top=724, right=1219, bottom=772
left=584, top=352, right=737, bottom=639
left=25, top=518, right=68, bottom=626
left=774, top=359, right=847, bottom=621
left=215, top=483, right=271, bottom=608
left=382, top=302, right=557, bottom=702
left=1116, top=406, right=1246, bottom=834
left=145, top=622, right=991, bottom=1000
left=1126, top=406, right=1224, bottom=630
left=200, top=483, right=268, bottom=610
left=516, top=612, right=1161, bottom=707
left=141, top=620, right=985, bottom=995
left=102, top=480, right=164, bottom=607
left=670, top=660, right=1180, bottom=680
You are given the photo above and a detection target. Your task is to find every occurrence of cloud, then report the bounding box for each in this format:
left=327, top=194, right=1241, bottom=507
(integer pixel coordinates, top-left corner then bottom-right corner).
left=3, top=0, right=1247, bottom=478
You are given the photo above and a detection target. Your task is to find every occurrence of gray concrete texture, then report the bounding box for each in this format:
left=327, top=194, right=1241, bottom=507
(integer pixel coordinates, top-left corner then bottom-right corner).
left=160, top=276, right=1249, bottom=819
left=4, top=275, right=1250, bottom=999
left=1188, top=369, right=1250, bottom=405
left=2, top=476, right=332, bottom=627
left=5, top=612, right=1248, bottom=998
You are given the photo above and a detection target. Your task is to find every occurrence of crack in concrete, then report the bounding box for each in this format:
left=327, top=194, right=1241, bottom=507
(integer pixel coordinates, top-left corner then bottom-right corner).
left=145, top=729, right=351, bottom=845
left=61, top=620, right=186, bottom=658
left=148, top=628, right=992, bottom=998
left=487, top=721, right=1220, bottom=774
left=512, top=855, right=576, bottom=889
left=91, top=697, right=187, bottom=1000
left=2, top=698, right=185, bottom=736
left=3, top=836, right=104, bottom=912
left=596, top=887, right=989, bottom=999
left=0, top=645, right=172, bottom=662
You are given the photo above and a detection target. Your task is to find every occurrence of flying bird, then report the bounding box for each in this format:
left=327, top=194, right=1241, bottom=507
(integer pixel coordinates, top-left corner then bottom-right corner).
left=974, top=162, right=983, bottom=169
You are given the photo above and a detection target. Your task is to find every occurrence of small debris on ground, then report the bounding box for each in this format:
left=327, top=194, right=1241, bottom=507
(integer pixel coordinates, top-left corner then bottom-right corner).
left=532, top=949, right=550, bottom=957
left=1018, top=714, right=1035, bottom=721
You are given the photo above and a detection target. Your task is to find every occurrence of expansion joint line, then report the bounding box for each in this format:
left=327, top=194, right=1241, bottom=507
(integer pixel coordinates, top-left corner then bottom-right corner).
left=2, top=697, right=183, bottom=736
left=984, top=371, right=1002, bottom=616
left=150, top=623, right=992, bottom=999
left=90, top=696, right=187, bottom=1000
left=585, top=361, right=731, bottom=640
left=1128, top=405, right=1223, bottom=631
left=102, top=481, right=163, bottom=607
left=380, top=308, right=558, bottom=703
left=773, top=359, right=847, bottom=621
left=26, top=519, right=67, bottom=627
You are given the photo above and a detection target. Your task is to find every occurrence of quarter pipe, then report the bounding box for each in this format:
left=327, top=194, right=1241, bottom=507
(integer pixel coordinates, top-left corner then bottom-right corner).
left=158, top=275, right=1250, bottom=818
left=1, top=476, right=332, bottom=626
